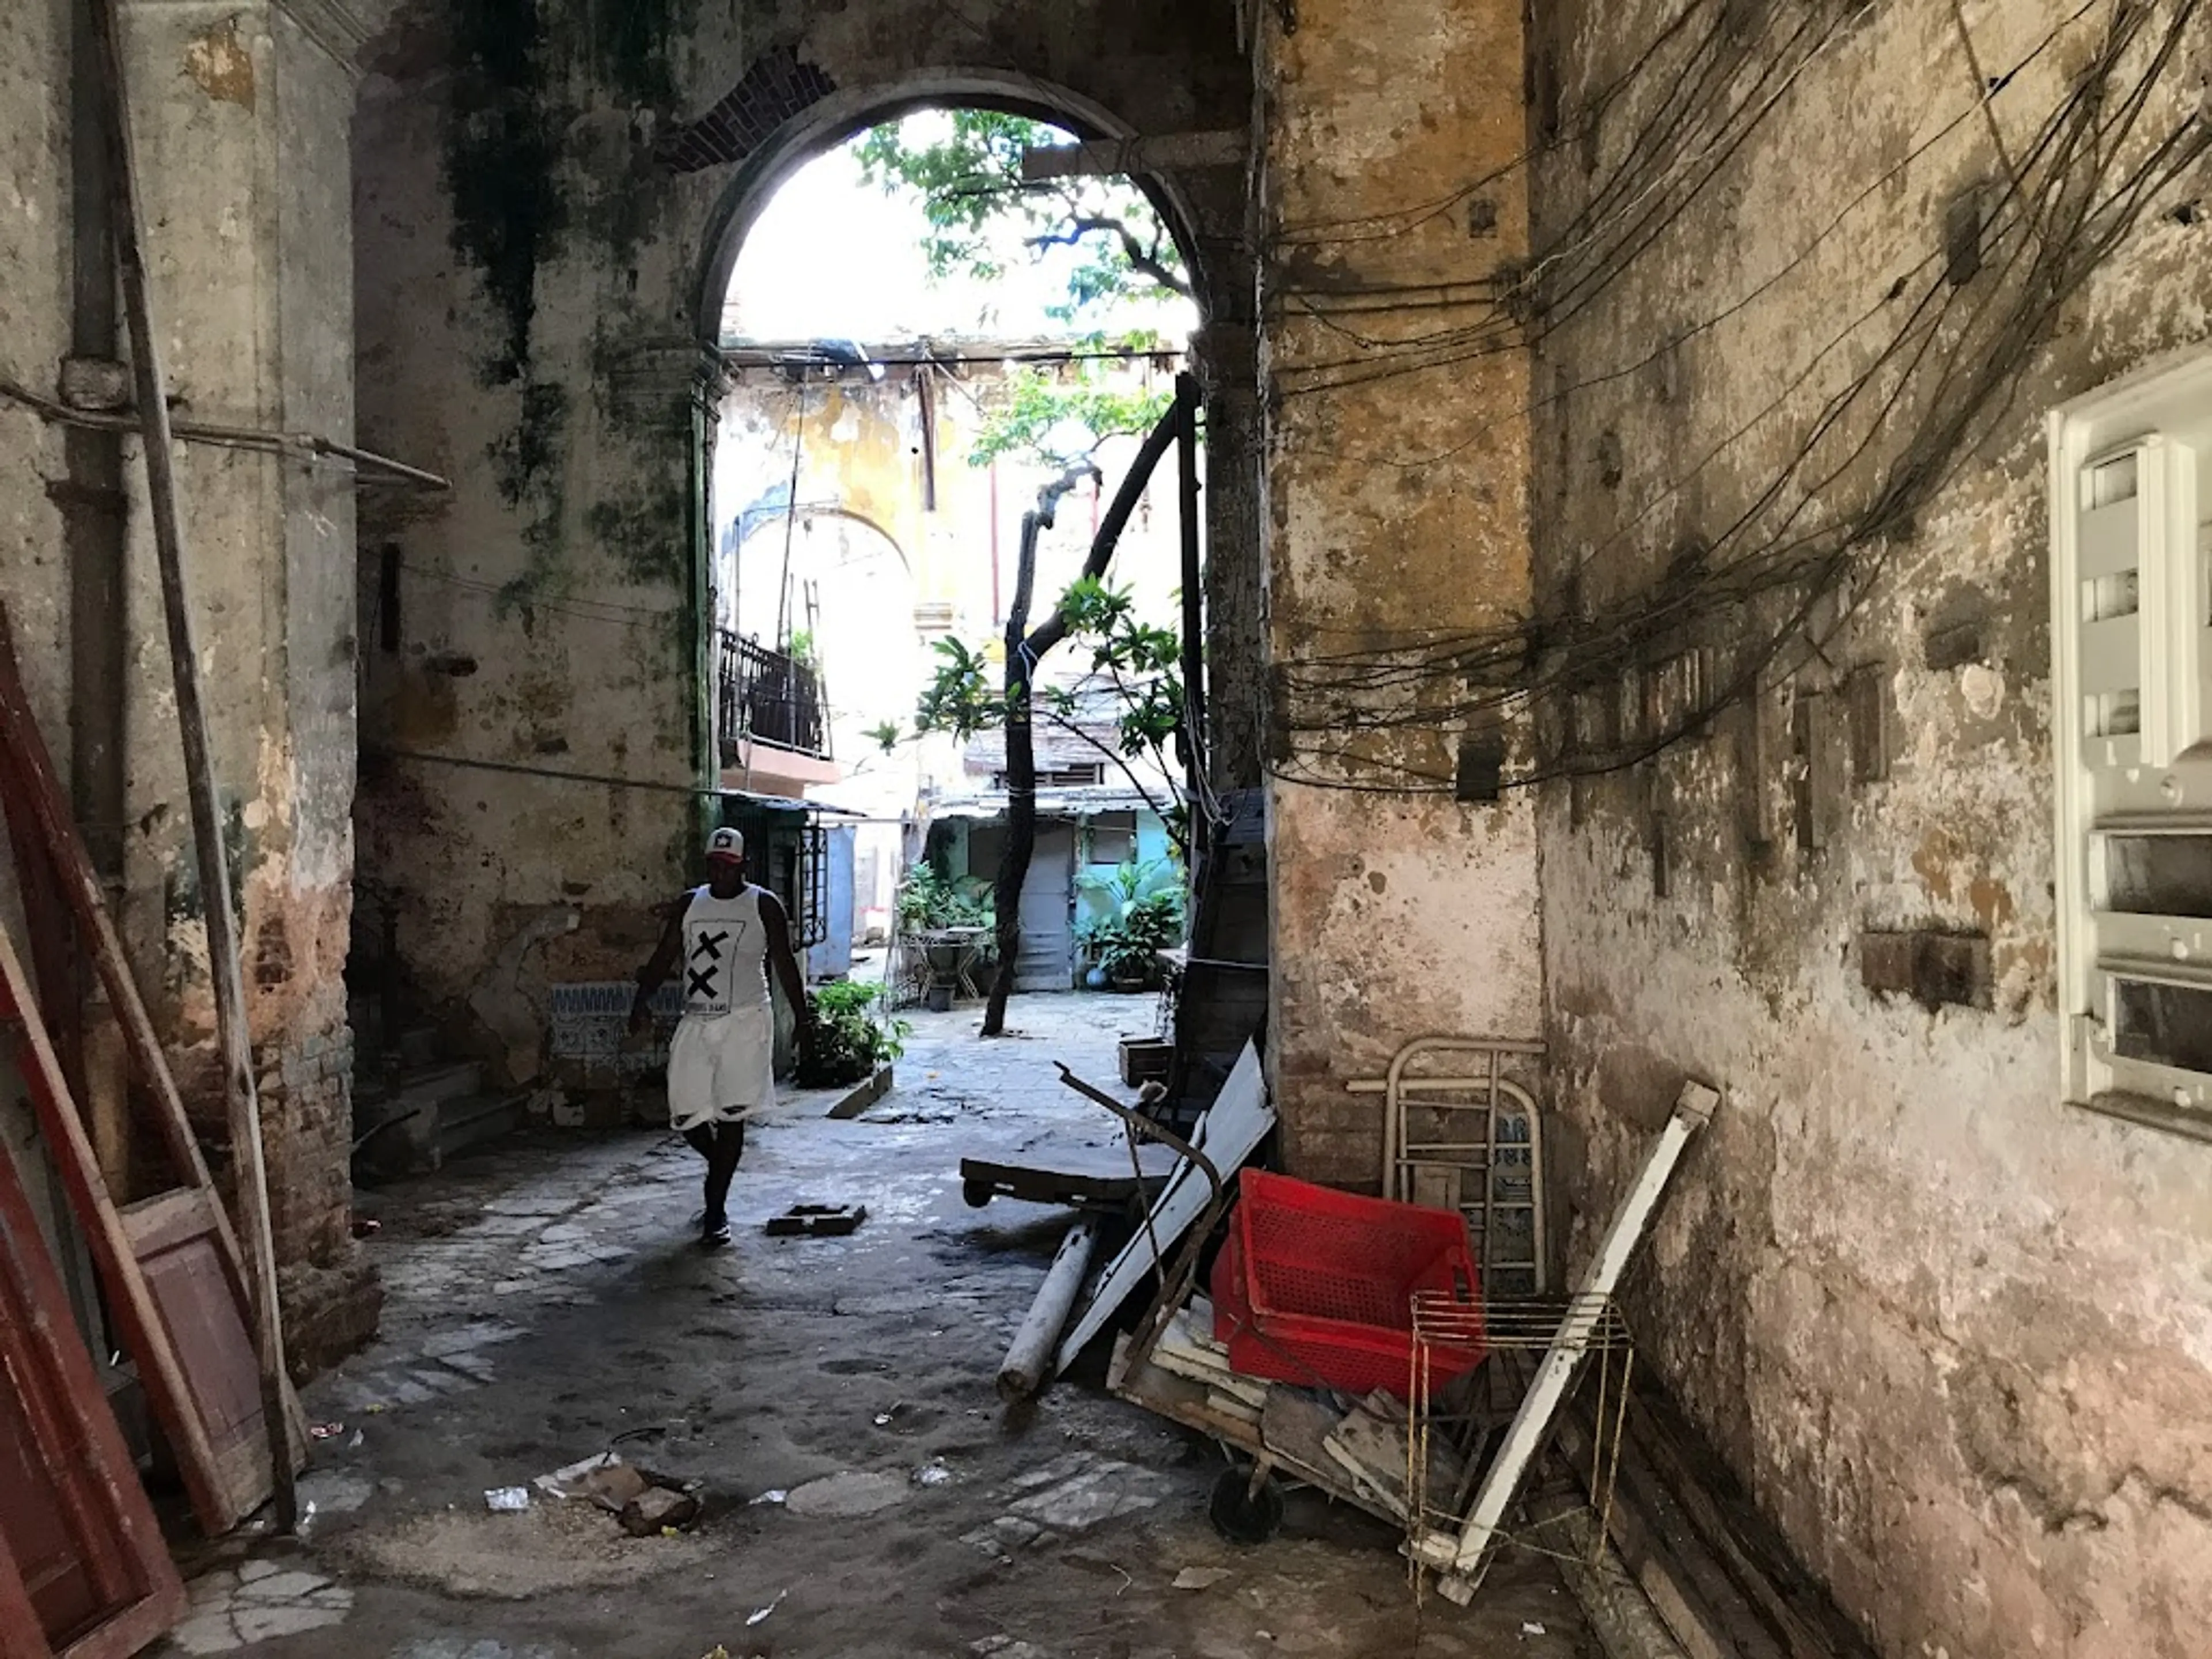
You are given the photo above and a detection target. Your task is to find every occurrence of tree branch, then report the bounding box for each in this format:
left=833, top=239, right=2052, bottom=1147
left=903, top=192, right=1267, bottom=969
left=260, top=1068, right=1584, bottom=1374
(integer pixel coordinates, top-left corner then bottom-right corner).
left=1024, top=403, right=1183, bottom=664
left=1032, top=704, right=1187, bottom=854
left=1027, top=216, right=1194, bottom=298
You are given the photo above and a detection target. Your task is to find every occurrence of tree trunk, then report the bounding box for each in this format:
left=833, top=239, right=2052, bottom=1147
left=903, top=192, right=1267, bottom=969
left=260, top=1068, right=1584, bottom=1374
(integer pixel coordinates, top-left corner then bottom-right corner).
left=981, top=397, right=1187, bottom=1036
left=983, top=510, right=1047, bottom=1036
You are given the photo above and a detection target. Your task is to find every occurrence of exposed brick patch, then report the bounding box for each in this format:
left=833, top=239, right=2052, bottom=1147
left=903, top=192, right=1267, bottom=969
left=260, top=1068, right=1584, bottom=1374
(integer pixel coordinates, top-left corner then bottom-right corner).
left=654, top=45, right=836, bottom=174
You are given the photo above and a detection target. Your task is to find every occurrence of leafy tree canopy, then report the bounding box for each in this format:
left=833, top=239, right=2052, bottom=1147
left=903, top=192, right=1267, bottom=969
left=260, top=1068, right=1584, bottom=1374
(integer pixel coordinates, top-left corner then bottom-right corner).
left=853, top=111, right=1190, bottom=318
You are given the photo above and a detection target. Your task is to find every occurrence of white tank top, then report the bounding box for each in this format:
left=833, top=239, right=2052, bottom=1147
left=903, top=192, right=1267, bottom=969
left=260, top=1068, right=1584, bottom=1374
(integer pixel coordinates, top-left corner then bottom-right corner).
left=680, top=885, right=769, bottom=1016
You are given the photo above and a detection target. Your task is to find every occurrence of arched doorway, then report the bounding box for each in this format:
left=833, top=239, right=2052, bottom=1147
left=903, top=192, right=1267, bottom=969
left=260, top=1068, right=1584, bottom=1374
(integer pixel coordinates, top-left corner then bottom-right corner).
left=703, top=101, right=1205, bottom=1013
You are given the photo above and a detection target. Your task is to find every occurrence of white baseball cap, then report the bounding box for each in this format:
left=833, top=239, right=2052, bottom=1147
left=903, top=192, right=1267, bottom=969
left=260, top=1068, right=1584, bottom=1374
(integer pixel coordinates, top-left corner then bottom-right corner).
left=706, top=826, right=745, bottom=863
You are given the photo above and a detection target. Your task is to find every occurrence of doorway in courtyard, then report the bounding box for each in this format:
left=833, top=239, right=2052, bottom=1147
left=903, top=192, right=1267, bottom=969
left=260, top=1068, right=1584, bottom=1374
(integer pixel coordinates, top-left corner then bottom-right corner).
left=709, top=108, right=1207, bottom=1069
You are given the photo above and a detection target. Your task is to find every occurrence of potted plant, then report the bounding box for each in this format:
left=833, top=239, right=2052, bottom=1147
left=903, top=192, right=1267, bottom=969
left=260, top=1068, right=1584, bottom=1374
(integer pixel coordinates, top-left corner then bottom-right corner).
left=897, top=868, right=995, bottom=1008
left=1077, top=858, right=1187, bottom=993
left=798, top=982, right=911, bottom=1089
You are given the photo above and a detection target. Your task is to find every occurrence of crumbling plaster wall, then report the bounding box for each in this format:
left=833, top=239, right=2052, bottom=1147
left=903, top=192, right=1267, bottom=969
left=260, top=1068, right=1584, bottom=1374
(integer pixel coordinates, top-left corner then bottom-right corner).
left=1257, top=0, right=1543, bottom=1186
left=0, top=0, right=377, bottom=1372
left=1529, top=3, right=2212, bottom=1655
left=354, top=0, right=1256, bottom=1071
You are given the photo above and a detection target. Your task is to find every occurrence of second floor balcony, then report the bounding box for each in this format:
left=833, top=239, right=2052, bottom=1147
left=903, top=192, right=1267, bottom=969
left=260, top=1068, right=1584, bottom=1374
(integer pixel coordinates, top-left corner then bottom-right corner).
left=718, top=630, right=830, bottom=771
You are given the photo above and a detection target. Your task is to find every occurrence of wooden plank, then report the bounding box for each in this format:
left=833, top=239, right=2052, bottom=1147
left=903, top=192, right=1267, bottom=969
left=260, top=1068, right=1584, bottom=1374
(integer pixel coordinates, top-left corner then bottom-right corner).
left=1557, top=1411, right=1768, bottom=1659
left=82, top=0, right=297, bottom=1531
left=1625, top=1387, right=1880, bottom=1659
left=1055, top=1041, right=1273, bottom=1375
left=0, top=611, right=306, bottom=1512
left=0, top=919, right=263, bottom=1535
left=0, top=1541, right=52, bottom=1659
left=0, top=1048, right=188, bottom=1659
left=0, top=615, right=253, bottom=1297
left=118, top=1190, right=215, bottom=1257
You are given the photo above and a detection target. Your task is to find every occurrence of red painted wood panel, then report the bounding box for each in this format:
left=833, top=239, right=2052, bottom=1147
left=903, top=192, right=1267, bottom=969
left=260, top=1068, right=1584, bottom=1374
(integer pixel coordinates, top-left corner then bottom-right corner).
left=0, top=1134, right=185, bottom=1659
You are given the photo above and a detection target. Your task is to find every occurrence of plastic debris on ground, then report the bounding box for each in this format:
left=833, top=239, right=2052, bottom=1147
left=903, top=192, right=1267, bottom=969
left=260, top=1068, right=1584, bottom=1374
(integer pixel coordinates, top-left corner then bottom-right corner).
left=747, top=1488, right=788, bottom=1506
left=484, top=1488, right=531, bottom=1513
left=913, top=1463, right=955, bottom=1487
left=1172, top=1567, right=1232, bottom=1591
left=747, top=1590, right=789, bottom=1627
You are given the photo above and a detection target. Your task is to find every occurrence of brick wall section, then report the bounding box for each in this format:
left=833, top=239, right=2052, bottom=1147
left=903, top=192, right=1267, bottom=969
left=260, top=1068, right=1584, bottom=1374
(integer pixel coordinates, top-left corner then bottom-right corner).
left=654, top=45, right=835, bottom=174
left=263, top=1020, right=381, bottom=1378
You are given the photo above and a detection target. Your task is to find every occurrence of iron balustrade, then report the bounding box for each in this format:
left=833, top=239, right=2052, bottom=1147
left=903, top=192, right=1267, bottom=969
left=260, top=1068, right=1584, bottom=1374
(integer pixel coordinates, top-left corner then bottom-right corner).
left=718, top=630, right=827, bottom=763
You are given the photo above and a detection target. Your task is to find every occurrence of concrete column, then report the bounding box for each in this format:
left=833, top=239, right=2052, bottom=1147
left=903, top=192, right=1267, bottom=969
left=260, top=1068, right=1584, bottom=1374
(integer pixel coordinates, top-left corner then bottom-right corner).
left=119, top=0, right=378, bottom=1368
left=1257, top=0, right=1541, bottom=1187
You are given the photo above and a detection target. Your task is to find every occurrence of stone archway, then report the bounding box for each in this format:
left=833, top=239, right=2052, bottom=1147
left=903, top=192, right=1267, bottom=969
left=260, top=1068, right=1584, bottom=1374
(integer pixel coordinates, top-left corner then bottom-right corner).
left=350, top=5, right=1262, bottom=1111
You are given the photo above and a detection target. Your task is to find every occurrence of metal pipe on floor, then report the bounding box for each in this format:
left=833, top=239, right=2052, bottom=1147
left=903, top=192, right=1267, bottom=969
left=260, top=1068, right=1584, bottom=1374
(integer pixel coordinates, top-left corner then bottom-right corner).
left=997, top=1217, right=1099, bottom=1403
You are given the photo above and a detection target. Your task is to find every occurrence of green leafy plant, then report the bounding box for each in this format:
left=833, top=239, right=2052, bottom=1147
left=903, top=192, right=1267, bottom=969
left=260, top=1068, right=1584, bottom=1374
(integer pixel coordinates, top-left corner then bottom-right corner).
left=896, top=866, right=994, bottom=931
left=851, top=111, right=1188, bottom=314
left=915, top=579, right=1189, bottom=854
left=970, top=362, right=1175, bottom=469
left=800, top=980, right=910, bottom=1087
left=1077, top=858, right=1187, bottom=987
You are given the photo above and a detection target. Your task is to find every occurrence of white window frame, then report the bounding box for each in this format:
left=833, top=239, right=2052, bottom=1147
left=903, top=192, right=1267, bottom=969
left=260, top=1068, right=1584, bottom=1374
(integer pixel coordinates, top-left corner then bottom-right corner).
left=2049, top=347, right=2212, bottom=1137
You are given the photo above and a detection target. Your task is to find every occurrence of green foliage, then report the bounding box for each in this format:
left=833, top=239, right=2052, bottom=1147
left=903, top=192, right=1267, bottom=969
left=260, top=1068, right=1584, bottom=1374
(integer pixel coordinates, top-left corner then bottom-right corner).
left=800, top=980, right=909, bottom=1088
left=970, top=362, right=1175, bottom=469
left=913, top=637, right=1002, bottom=742
left=912, top=580, right=1187, bottom=849
left=1076, top=858, right=1187, bottom=984
left=896, top=867, right=994, bottom=931
left=864, top=719, right=904, bottom=753
left=851, top=111, right=1188, bottom=316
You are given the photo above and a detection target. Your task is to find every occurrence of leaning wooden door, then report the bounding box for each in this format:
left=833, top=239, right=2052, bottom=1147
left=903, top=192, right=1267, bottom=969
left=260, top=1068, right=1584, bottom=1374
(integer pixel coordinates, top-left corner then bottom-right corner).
left=0, top=1135, right=185, bottom=1659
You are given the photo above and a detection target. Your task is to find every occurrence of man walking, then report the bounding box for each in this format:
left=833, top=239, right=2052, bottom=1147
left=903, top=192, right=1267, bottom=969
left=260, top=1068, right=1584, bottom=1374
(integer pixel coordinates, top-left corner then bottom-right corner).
left=630, top=827, right=811, bottom=1247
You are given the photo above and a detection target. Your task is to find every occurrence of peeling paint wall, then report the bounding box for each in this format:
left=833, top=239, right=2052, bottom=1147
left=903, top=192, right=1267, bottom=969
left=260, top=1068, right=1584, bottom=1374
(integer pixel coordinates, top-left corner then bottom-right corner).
left=1257, top=0, right=1543, bottom=1186
left=0, top=0, right=377, bottom=1372
left=353, top=0, right=1257, bottom=1069
left=1529, top=3, right=2212, bottom=1654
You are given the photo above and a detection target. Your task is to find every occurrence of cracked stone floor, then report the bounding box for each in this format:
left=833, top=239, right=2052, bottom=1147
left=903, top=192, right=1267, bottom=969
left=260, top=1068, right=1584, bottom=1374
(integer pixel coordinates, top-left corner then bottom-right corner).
left=167, top=994, right=1592, bottom=1658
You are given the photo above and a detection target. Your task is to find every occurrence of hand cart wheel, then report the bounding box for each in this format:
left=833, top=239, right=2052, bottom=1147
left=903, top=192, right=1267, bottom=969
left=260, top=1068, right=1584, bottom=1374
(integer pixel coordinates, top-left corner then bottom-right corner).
left=1209, top=1458, right=1285, bottom=1545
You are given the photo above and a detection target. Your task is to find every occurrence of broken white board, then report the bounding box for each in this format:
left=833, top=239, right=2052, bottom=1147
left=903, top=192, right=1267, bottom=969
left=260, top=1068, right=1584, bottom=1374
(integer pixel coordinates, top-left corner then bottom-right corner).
left=1420, top=1079, right=1718, bottom=1601
left=1054, top=1040, right=1272, bottom=1376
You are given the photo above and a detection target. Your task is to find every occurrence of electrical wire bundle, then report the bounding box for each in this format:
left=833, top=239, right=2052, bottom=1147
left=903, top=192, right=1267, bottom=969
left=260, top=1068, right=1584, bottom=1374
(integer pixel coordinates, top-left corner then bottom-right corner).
left=1268, top=0, right=2211, bottom=797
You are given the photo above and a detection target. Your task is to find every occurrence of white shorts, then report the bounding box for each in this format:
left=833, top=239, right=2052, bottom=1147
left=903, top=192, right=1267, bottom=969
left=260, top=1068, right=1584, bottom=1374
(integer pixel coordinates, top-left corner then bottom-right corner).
left=666, top=1005, right=775, bottom=1132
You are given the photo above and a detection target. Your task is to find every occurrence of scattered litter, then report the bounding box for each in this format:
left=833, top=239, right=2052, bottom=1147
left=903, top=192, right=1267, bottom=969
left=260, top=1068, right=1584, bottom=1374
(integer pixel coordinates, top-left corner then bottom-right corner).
left=621, top=1486, right=701, bottom=1536
left=748, top=1489, right=788, bottom=1507
left=1173, top=1567, right=1232, bottom=1591
left=351, top=1217, right=381, bottom=1238
left=537, top=1452, right=650, bottom=1510
left=766, top=1202, right=868, bottom=1237
left=914, top=1463, right=955, bottom=1487
left=309, top=1422, right=346, bottom=1441
left=700, top=1649, right=730, bottom=1659
left=746, top=1590, right=789, bottom=1627
left=1521, top=1623, right=1547, bottom=1638
left=484, top=1488, right=531, bottom=1513
left=348, top=1429, right=364, bottom=1450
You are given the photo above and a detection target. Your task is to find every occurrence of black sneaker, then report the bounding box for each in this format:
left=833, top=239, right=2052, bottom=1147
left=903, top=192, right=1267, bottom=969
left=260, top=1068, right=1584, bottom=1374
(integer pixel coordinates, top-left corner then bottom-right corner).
left=700, top=1217, right=732, bottom=1249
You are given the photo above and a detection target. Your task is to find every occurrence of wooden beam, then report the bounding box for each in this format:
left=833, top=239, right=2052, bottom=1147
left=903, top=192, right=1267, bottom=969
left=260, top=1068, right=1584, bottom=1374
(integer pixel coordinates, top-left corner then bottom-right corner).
left=84, top=0, right=297, bottom=1531
left=1020, top=131, right=1248, bottom=181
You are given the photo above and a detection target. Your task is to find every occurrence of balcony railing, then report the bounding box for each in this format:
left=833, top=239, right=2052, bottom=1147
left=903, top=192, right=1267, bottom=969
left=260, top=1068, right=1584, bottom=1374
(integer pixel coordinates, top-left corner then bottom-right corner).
left=718, top=630, right=827, bottom=765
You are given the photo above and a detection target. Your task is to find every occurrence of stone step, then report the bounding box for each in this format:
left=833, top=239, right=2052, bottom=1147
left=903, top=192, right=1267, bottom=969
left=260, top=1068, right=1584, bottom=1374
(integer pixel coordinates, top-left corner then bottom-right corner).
left=354, top=1089, right=522, bottom=1179
left=434, top=1094, right=525, bottom=1166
